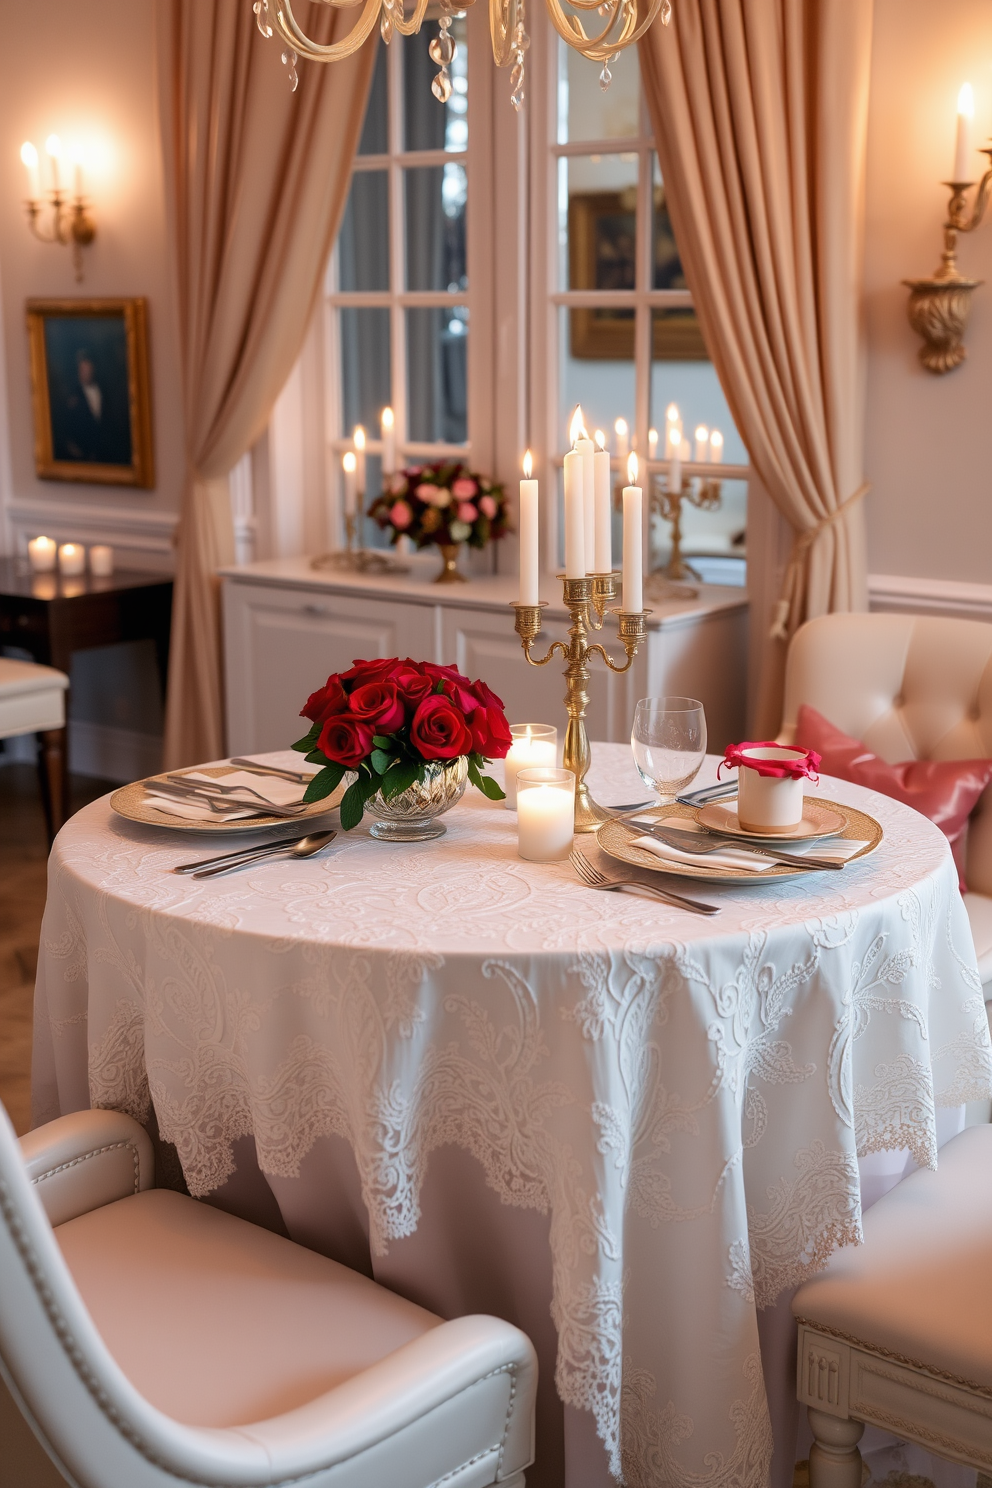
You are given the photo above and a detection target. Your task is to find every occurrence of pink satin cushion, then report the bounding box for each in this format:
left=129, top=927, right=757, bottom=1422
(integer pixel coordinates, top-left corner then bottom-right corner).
left=794, top=705, right=992, bottom=891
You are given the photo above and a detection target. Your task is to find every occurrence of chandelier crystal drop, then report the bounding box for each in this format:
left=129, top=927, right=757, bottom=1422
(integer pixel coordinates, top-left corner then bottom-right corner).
left=254, top=0, right=670, bottom=109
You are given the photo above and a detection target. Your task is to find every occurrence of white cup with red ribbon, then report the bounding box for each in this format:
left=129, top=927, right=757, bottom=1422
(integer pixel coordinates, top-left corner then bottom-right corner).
left=719, top=742, right=821, bottom=833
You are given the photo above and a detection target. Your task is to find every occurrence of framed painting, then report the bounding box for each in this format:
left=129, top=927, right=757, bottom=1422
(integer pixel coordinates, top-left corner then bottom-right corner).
left=568, top=189, right=709, bottom=361
left=26, top=297, right=154, bottom=487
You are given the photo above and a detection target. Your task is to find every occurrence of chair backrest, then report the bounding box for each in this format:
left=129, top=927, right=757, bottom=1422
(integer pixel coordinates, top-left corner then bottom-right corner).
left=779, top=613, right=992, bottom=896
left=0, top=1102, right=279, bottom=1488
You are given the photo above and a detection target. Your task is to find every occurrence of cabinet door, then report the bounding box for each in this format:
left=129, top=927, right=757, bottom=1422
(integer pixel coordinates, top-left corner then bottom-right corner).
left=224, top=584, right=436, bottom=754
left=440, top=605, right=626, bottom=739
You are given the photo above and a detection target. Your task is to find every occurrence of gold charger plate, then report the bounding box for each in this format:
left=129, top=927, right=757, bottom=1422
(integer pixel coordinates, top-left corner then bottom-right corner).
left=697, top=797, right=846, bottom=843
left=597, top=800, right=883, bottom=884
left=110, top=766, right=346, bottom=834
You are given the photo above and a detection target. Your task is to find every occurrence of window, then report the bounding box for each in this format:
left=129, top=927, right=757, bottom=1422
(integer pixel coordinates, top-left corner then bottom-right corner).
left=325, top=18, right=491, bottom=547
left=536, top=39, right=748, bottom=584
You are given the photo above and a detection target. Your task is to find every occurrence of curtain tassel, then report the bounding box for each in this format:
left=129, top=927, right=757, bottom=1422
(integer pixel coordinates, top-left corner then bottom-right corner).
left=768, top=481, right=870, bottom=642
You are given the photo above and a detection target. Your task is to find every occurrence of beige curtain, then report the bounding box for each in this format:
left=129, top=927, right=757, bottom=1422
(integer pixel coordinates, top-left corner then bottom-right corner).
left=639, top=1, right=873, bottom=733
left=157, top=2, right=376, bottom=768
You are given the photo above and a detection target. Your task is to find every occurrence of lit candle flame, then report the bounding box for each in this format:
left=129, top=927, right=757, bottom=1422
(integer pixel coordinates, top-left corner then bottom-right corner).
left=353, top=425, right=366, bottom=450
left=594, top=429, right=606, bottom=450
left=958, top=82, right=975, bottom=119
left=20, top=141, right=38, bottom=168
left=381, top=406, right=394, bottom=430
left=710, top=430, right=724, bottom=451
left=627, top=452, right=639, bottom=486
left=648, top=428, right=658, bottom=453
left=522, top=449, right=533, bottom=478
left=342, top=451, right=357, bottom=473
left=569, top=405, right=586, bottom=448
left=666, top=402, right=680, bottom=424
left=45, top=134, right=62, bottom=159
left=614, top=417, right=628, bottom=438
left=695, top=425, right=709, bottom=443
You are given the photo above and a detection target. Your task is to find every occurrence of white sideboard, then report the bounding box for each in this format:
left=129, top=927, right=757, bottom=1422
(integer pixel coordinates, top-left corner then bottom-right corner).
left=220, top=556, right=749, bottom=756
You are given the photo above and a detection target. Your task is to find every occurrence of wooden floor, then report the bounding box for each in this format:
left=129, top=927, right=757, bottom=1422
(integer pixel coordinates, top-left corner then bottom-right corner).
left=0, top=764, right=110, bottom=1135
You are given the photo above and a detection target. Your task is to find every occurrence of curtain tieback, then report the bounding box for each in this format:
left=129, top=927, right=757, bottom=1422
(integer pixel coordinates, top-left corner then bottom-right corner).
left=768, top=481, right=870, bottom=642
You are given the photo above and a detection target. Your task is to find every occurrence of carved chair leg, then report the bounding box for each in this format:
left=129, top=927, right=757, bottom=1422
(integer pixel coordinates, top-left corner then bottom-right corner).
left=807, top=1407, right=864, bottom=1488
left=36, top=727, right=68, bottom=844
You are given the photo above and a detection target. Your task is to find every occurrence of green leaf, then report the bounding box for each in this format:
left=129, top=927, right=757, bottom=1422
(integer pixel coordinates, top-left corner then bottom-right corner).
left=305, top=749, right=329, bottom=766
left=339, top=779, right=367, bottom=831
left=372, top=735, right=393, bottom=749
left=466, top=757, right=484, bottom=792
left=379, top=759, right=420, bottom=800
left=370, top=748, right=393, bottom=775
left=476, top=773, right=506, bottom=801
left=303, top=763, right=345, bottom=803
left=291, top=722, right=321, bottom=753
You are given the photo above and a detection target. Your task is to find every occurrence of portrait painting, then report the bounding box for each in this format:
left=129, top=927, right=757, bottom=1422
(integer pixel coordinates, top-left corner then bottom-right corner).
left=26, top=298, right=154, bottom=487
left=568, top=187, right=708, bottom=361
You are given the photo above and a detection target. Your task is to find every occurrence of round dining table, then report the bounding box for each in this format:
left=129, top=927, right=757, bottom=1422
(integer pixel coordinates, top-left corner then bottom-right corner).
left=32, top=745, right=992, bottom=1488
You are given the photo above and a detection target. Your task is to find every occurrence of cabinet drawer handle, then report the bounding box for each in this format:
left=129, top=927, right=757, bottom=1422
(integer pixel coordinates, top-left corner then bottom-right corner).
left=302, top=604, right=331, bottom=616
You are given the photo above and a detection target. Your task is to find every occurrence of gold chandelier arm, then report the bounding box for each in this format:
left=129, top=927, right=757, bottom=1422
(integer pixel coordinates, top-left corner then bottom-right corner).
left=393, top=0, right=432, bottom=39
left=489, top=0, right=519, bottom=66
left=542, top=0, right=665, bottom=64
left=273, top=0, right=380, bottom=59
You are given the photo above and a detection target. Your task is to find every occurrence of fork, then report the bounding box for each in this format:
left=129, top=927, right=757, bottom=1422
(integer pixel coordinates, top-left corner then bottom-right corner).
left=627, top=822, right=847, bottom=871
left=569, top=851, right=720, bottom=916
left=228, top=758, right=315, bottom=784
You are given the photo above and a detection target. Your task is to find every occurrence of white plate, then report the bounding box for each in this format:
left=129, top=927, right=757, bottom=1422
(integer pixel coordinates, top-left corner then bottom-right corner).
left=110, top=767, right=345, bottom=834
left=696, top=796, right=847, bottom=843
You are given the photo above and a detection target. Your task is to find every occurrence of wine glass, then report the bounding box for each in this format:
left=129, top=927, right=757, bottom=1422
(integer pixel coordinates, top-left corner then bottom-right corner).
left=631, top=697, right=707, bottom=806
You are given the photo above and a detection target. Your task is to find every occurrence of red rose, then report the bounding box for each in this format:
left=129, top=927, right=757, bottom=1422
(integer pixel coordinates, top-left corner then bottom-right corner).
left=391, top=663, right=434, bottom=706
left=410, top=694, right=473, bottom=760
left=317, top=714, right=374, bottom=767
left=423, top=661, right=474, bottom=689
left=349, top=681, right=406, bottom=732
left=341, top=658, right=398, bottom=686
left=469, top=704, right=513, bottom=758
left=301, top=675, right=349, bottom=724
left=471, top=679, right=505, bottom=711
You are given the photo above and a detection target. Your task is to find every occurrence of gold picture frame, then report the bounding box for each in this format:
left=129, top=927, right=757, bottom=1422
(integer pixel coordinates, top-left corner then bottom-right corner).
left=26, top=297, right=154, bottom=487
left=568, top=191, right=709, bottom=362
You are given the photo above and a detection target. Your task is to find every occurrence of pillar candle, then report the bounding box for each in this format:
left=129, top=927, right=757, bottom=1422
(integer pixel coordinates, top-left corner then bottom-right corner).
left=57, top=543, right=85, bottom=577
left=563, top=449, right=585, bottom=578
left=28, top=535, right=57, bottom=572
left=381, top=406, right=395, bottom=476
left=593, top=443, right=612, bottom=573
left=519, top=451, right=539, bottom=606
left=622, top=459, right=642, bottom=614
left=954, top=83, right=974, bottom=181
left=89, top=545, right=114, bottom=577
left=516, top=770, right=575, bottom=862
left=504, top=723, right=557, bottom=808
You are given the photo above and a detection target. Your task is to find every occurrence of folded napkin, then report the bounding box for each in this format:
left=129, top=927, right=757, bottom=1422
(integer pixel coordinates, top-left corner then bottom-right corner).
left=627, top=817, right=869, bottom=873
left=143, top=792, right=262, bottom=823
left=180, top=771, right=307, bottom=808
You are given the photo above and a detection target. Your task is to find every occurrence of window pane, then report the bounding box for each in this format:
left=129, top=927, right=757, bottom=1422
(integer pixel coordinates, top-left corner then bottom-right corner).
left=652, top=156, right=688, bottom=291
left=338, top=172, right=389, bottom=292
left=406, top=305, right=468, bottom=443
left=558, top=41, right=640, bottom=144
left=650, top=310, right=746, bottom=464
left=405, top=163, right=467, bottom=291
left=403, top=16, right=469, bottom=152
left=558, top=305, right=635, bottom=451
left=339, top=306, right=391, bottom=435
left=651, top=476, right=747, bottom=585
left=358, top=43, right=388, bottom=155
left=560, top=154, right=638, bottom=293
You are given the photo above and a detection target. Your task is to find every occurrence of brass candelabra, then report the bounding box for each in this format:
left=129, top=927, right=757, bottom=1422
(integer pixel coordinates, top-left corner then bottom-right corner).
left=648, top=470, right=723, bottom=584
left=511, top=572, right=648, bottom=832
left=311, top=490, right=409, bottom=575
left=904, top=148, right=992, bottom=373
left=25, top=190, right=96, bottom=283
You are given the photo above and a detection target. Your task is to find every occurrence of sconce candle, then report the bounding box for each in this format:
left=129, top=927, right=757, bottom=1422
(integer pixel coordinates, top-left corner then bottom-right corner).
left=57, top=543, right=85, bottom=577
left=516, top=767, right=575, bottom=861
left=504, top=723, right=557, bottom=808
left=28, top=535, right=57, bottom=572
left=89, top=545, right=114, bottom=577
left=518, top=450, right=539, bottom=606
left=954, top=82, right=974, bottom=181
left=45, top=135, right=63, bottom=193
left=20, top=142, right=40, bottom=201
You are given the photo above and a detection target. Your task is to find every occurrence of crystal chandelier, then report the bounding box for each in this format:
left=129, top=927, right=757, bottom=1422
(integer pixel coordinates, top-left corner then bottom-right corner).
left=253, top=0, right=670, bottom=111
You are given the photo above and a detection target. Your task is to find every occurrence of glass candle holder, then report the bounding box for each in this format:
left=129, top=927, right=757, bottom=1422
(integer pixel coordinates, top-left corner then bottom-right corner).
left=57, top=543, right=85, bottom=577
left=28, top=535, right=57, bottom=573
left=504, top=723, right=557, bottom=808
left=516, top=767, right=575, bottom=862
left=89, top=544, right=114, bottom=577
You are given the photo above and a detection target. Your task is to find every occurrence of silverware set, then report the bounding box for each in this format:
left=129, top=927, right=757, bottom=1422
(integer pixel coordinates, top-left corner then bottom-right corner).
left=569, top=851, right=720, bottom=915
left=174, top=831, right=337, bottom=878
left=622, top=820, right=847, bottom=871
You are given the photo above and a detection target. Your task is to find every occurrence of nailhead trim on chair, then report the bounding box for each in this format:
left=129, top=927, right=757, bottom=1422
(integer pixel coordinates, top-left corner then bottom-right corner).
left=795, top=1315, right=992, bottom=1398
left=30, top=1140, right=142, bottom=1194
left=1, top=1172, right=526, bottom=1487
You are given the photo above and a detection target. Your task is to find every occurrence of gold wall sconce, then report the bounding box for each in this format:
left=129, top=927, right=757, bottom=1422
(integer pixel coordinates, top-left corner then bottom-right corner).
left=904, top=84, right=991, bottom=374
left=20, top=135, right=97, bottom=282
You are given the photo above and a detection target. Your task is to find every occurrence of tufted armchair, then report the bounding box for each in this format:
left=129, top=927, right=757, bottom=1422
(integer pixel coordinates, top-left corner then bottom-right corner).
left=779, top=613, right=992, bottom=1004
left=0, top=1102, right=537, bottom=1488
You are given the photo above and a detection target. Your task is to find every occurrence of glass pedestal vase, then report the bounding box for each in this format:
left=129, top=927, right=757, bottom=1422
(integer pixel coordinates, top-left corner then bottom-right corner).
left=366, top=757, right=468, bottom=840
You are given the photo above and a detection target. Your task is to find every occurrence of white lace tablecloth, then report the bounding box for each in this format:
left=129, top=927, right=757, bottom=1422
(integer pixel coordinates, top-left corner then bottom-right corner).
left=32, top=746, right=992, bottom=1488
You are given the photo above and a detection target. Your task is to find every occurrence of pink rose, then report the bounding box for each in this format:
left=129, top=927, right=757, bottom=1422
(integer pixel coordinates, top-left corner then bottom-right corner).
left=457, top=502, right=477, bottom=523
left=452, top=477, right=478, bottom=498
left=479, top=495, right=497, bottom=519
left=388, top=474, right=409, bottom=495
left=416, top=483, right=451, bottom=508
left=390, top=500, right=412, bottom=529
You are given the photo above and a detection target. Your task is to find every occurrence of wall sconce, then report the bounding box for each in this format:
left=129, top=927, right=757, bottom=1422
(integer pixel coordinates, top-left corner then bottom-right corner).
left=904, top=84, right=991, bottom=374
left=20, top=134, right=96, bottom=282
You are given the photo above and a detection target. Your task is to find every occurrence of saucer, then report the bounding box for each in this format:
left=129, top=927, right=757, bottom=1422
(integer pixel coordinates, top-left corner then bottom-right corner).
left=696, top=796, right=847, bottom=843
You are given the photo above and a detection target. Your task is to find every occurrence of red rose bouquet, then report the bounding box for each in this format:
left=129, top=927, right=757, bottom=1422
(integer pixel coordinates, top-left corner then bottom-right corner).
left=293, top=658, right=512, bottom=829
left=367, top=462, right=508, bottom=551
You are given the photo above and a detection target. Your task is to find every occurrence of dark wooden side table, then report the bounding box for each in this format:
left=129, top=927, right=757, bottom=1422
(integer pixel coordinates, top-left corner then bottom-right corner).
left=0, top=559, right=173, bottom=835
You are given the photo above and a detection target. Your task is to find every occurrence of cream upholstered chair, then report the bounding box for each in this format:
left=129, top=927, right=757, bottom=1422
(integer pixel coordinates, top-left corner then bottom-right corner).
left=0, top=1103, right=537, bottom=1488
left=779, top=613, right=992, bottom=1004
left=792, top=1123, right=992, bottom=1487
left=0, top=657, right=70, bottom=841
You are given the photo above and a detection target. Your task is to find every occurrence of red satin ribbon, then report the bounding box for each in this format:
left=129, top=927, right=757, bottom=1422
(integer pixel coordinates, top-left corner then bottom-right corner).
left=719, top=741, right=821, bottom=781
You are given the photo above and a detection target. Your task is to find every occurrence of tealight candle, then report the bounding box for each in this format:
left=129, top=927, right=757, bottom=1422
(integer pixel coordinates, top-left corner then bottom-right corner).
left=504, top=723, right=557, bottom=809
left=89, top=544, right=114, bottom=576
left=28, top=535, right=57, bottom=572
left=58, top=543, right=85, bottom=577
left=516, top=767, right=575, bottom=862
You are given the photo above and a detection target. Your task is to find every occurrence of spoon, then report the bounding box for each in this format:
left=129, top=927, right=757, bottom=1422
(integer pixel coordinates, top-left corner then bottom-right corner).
left=191, top=831, right=337, bottom=878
